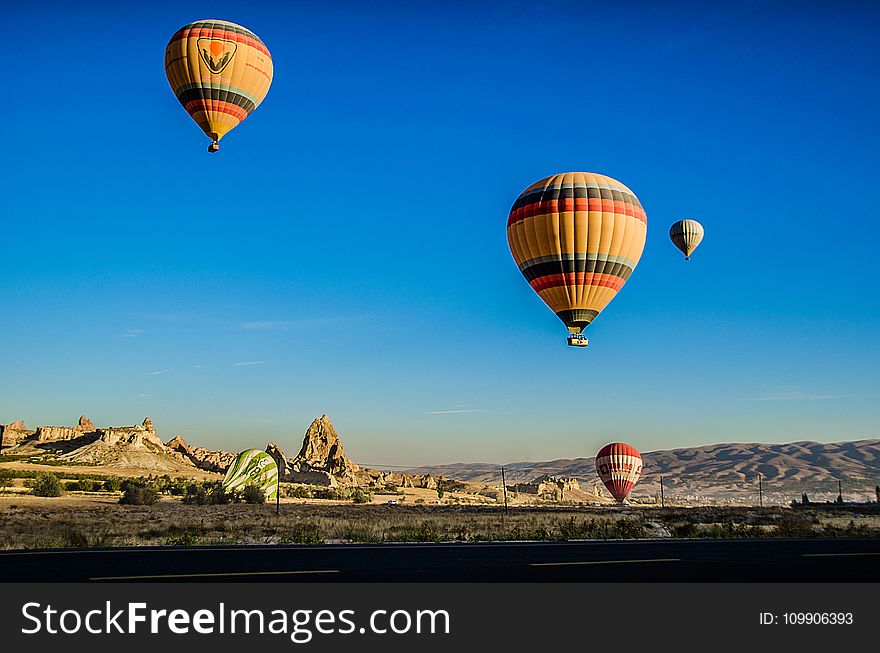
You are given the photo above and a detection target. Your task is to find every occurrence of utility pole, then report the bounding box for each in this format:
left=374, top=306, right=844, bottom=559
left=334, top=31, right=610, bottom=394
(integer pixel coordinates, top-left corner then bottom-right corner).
left=758, top=473, right=763, bottom=508
left=500, top=466, right=509, bottom=516
left=276, top=484, right=281, bottom=516
left=660, top=476, right=665, bottom=508
left=837, top=479, right=843, bottom=503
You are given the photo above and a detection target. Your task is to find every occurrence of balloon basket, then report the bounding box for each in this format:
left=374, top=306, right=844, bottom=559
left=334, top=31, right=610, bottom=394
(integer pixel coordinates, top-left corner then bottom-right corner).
left=208, top=141, right=220, bottom=153
left=567, top=335, right=589, bottom=347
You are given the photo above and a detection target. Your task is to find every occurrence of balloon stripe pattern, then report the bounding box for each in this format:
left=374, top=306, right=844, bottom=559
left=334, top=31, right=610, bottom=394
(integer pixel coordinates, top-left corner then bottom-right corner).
left=507, top=173, right=648, bottom=334
left=222, top=449, right=279, bottom=499
left=165, top=20, right=273, bottom=144
left=669, top=219, right=704, bottom=259
left=595, top=442, right=642, bottom=502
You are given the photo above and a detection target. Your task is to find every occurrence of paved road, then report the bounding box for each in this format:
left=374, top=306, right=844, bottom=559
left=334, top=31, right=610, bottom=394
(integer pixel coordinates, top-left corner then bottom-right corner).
left=1, top=538, right=878, bottom=582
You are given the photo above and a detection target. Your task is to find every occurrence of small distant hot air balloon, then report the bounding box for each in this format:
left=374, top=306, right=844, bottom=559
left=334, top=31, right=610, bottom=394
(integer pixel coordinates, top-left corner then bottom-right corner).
left=669, top=219, right=704, bottom=260
left=222, top=449, right=279, bottom=499
left=507, top=172, right=647, bottom=347
left=165, top=20, right=274, bottom=152
left=595, top=442, right=642, bottom=503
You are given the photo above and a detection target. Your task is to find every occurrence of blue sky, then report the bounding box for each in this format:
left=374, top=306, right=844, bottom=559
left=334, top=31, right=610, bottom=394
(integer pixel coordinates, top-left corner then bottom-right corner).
left=1, top=1, right=878, bottom=465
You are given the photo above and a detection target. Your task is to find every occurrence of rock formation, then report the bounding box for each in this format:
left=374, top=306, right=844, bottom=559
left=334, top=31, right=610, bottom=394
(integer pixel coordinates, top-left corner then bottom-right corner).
left=0, top=420, right=35, bottom=448
left=265, top=442, right=291, bottom=477
left=286, top=415, right=360, bottom=486
left=165, top=434, right=236, bottom=473
left=294, top=415, right=359, bottom=475
left=35, top=424, right=91, bottom=442
left=98, top=418, right=163, bottom=448
left=507, top=475, right=592, bottom=501
left=0, top=412, right=466, bottom=492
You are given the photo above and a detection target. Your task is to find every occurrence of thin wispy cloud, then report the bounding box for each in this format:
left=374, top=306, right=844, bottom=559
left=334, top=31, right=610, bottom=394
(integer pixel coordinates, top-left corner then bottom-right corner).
left=233, top=361, right=265, bottom=367
left=138, top=393, right=149, bottom=398
left=120, top=329, right=142, bottom=338
left=240, top=317, right=339, bottom=330
left=426, top=408, right=481, bottom=415
left=146, top=370, right=169, bottom=376
left=241, top=321, right=296, bottom=330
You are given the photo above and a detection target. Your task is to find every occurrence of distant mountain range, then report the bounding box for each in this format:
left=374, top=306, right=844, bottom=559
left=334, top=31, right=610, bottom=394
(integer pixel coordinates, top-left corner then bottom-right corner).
left=406, top=439, right=880, bottom=504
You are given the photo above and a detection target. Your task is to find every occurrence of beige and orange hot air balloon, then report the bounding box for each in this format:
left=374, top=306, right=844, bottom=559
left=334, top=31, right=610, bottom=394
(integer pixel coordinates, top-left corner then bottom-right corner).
left=669, top=219, right=704, bottom=260
left=165, top=19, right=273, bottom=152
left=507, top=172, right=648, bottom=347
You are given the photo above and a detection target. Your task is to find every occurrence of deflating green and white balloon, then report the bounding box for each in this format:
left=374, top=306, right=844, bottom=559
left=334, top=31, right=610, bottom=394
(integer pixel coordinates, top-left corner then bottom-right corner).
left=222, top=449, right=279, bottom=499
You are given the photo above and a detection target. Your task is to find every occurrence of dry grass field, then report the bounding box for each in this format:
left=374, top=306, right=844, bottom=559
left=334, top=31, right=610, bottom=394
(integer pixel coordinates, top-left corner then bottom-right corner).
left=1, top=493, right=877, bottom=550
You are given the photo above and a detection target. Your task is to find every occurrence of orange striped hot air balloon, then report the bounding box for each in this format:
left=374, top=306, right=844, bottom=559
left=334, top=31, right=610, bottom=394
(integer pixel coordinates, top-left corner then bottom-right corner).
left=507, top=172, right=647, bottom=347
left=595, top=442, right=642, bottom=503
left=165, top=19, right=273, bottom=152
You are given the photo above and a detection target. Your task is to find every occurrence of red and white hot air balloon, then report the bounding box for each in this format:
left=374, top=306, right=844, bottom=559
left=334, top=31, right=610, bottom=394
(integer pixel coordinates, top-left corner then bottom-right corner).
left=595, top=442, right=642, bottom=503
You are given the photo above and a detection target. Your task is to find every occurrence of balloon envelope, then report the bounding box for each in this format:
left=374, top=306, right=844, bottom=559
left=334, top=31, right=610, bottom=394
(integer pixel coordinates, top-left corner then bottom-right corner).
left=165, top=19, right=273, bottom=148
left=669, top=219, right=704, bottom=259
left=595, top=442, right=642, bottom=502
left=222, top=449, right=279, bottom=499
left=507, top=172, right=647, bottom=336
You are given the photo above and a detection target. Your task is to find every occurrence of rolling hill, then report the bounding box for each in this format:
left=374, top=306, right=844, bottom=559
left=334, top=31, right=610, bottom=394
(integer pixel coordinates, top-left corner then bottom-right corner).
left=406, top=439, right=880, bottom=504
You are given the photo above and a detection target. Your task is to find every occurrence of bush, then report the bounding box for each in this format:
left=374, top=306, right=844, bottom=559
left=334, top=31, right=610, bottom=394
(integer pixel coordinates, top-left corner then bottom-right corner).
left=351, top=488, right=372, bottom=504
left=285, top=485, right=312, bottom=499
left=671, top=521, right=698, bottom=538
left=279, top=523, right=322, bottom=544
left=312, top=487, right=346, bottom=500
left=103, top=477, right=122, bottom=492
left=0, top=469, right=15, bottom=488
left=119, top=485, right=158, bottom=506
left=242, top=484, right=266, bottom=504
left=182, top=481, right=231, bottom=505
left=31, top=473, right=64, bottom=497
left=559, top=517, right=600, bottom=540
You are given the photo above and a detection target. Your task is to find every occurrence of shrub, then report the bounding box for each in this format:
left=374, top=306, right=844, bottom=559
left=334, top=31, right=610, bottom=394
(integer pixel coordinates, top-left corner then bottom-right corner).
left=119, top=485, right=158, bottom=506
left=774, top=517, right=816, bottom=537
left=351, top=488, right=372, bottom=504
left=31, top=473, right=64, bottom=497
left=103, top=477, right=122, bottom=492
left=242, top=484, right=266, bottom=504
left=279, top=523, right=322, bottom=544
left=310, top=487, right=350, bottom=500
left=559, top=517, right=600, bottom=540
left=671, top=521, right=698, bottom=538
left=182, top=484, right=208, bottom=505
left=0, top=469, right=15, bottom=488
left=285, top=485, right=312, bottom=499
left=387, top=520, right=446, bottom=542
left=182, top=481, right=231, bottom=505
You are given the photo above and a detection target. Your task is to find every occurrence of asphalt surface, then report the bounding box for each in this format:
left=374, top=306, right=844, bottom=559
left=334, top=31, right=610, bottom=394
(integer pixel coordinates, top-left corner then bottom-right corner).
left=1, top=538, right=878, bottom=582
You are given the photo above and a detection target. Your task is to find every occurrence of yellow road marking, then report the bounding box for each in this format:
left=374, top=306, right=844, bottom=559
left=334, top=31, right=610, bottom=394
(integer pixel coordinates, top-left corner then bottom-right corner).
left=802, top=552, right=880, bottom=558
left=90, top=569, right=339, bottom=580
left=531, top=558, right=680, bottom=567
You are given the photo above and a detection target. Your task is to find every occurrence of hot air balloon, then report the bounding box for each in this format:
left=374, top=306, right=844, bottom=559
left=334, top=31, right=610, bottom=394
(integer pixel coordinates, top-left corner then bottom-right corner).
left=507, top=172, right=647, bottom=347
left=669, top=219, right=704, bottom=260
left=595, top=442, right=642, bottom=503
left=222, top=449, right=279, bottom=499
left=165, top=20, right=274, bottom=153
